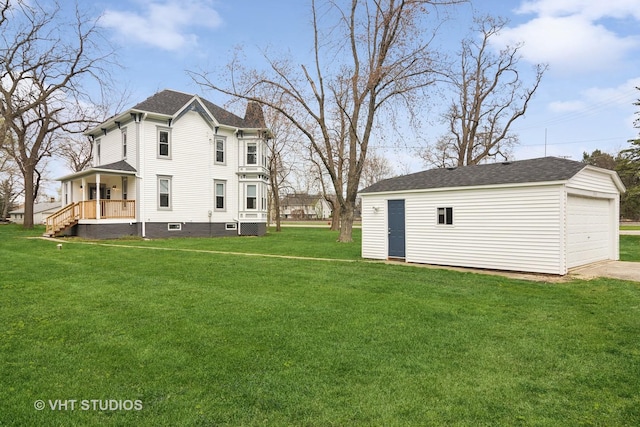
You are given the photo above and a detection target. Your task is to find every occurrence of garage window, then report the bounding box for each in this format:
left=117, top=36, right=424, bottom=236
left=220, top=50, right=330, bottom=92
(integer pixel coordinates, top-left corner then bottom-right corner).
left=437, top=207, right=453, bottom=225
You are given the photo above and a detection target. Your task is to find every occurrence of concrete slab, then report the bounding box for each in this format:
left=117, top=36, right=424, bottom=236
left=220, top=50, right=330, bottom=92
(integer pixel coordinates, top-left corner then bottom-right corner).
left=569, top=261, right=640, bottom=282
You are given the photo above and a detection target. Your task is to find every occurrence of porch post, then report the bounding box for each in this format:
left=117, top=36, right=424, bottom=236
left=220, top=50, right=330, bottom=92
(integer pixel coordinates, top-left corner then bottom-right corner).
left=96, top=173, right=101, bottom=220
left=81, top=177, right=86, bottom=219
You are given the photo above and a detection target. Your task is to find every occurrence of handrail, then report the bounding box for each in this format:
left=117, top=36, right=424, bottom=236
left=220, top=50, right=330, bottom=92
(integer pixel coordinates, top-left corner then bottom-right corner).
left=45, top=200, right=136, bottom=235
left=45, top=202, right=80, bottom=235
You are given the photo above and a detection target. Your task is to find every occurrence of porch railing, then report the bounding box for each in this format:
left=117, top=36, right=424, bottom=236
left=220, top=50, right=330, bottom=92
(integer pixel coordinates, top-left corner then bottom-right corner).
left=45, top=200, right=136, bottom=236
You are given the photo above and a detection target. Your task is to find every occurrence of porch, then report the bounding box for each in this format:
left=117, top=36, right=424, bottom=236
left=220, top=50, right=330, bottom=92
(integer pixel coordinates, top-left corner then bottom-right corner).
left=45, top=200, right=136, bottom=237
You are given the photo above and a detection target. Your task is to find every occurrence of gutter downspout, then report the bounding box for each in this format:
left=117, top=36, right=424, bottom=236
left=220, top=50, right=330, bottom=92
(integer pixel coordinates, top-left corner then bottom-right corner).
left=134, top=113, right=147, bottom=237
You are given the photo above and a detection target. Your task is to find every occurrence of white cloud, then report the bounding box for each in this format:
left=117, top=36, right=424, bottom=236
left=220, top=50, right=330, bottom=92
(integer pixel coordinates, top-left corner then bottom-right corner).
left=491, top=0, right=640, bottom=74
left=517, top=0, right=640, bottom=20
left=100, top=0, right=223, bottom=52
left=549, top=100, right=585, bottom=113
left=547, top=77, right=640, bottom=124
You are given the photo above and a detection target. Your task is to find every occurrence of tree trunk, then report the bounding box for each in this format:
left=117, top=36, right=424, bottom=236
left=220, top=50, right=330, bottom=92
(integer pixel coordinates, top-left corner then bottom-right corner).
left=272, top=192, right=282, bottom=232
left=330, top=201, right=340, bottom=231
left=338, top=202, right=354, bottom=242
left=1, top=181, right=11, bottom=219
left=22, top=166, right=35, bottom=229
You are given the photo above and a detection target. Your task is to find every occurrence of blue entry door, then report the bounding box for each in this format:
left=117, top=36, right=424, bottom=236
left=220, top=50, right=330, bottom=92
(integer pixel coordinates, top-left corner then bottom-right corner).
left=388, top=199, right=406, bottom=258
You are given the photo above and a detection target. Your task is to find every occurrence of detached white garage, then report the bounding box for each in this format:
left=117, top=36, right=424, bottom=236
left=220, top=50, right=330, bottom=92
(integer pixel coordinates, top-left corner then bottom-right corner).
left=360, top=157, right=625, bottom=275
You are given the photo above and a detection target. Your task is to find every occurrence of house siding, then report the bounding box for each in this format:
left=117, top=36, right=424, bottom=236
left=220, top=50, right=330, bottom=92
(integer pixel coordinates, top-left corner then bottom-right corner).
left=138, top=111, right=239, bottom=225
left=362, top=185, right=566, bottom=274
left=567, top=168, right=619, bottom=194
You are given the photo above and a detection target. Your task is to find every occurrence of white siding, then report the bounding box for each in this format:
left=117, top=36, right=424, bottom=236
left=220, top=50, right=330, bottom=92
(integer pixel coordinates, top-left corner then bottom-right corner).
left=362, top=185, right=566, bottom=274
left=140, top=112, right=240, bottom=224
left=405, top=185, right=565, bottom=274
left=361, top=196, right=389, bottom=259
left=567, top=168, right=619, bottom=194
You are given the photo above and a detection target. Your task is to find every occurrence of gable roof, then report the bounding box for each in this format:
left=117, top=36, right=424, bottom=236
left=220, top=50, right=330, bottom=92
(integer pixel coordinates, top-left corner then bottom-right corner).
left=360, top=157, right=605, bottom=194
left=131, top=89, right=265, bottom=128
left=10, top=202, right=61, bottom=215
left=281, top=193, right=324, bottom=207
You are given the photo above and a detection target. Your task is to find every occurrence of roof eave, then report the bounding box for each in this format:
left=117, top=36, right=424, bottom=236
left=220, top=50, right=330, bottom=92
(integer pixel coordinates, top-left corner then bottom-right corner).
left=359, top=179, right=571, bottom=196
left=57, top=167, right=137, bottom=182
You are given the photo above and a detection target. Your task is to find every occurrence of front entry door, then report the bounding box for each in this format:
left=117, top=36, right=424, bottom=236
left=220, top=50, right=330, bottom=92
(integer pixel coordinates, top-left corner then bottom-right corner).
left=388, top=199, right=405, bottom=259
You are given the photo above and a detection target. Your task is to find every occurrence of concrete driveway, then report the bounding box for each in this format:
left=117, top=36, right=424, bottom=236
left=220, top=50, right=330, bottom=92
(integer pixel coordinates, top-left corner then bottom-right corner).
left=569, top=261, right=640, bottom=282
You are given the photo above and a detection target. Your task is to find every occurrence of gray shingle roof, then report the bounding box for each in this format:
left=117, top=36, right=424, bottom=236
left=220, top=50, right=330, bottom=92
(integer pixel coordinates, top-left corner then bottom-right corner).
left=132, top=89, right=265, bottom=128
left=360, top=157, right=588, bottom=194
left=94, top=160, right=137, bottom=172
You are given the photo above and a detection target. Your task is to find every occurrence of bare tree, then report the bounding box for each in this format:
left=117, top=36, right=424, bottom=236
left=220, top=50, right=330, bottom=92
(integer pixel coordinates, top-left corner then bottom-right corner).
left=58, top=134, right=93, bottom=172
left=0, top=0, right=116, bottom=228
left=360, top=152, right=395, bottom=189
left=420, top=15, right=547, bottom=167
left=0, top=149, right=21, bottom=219
left=191, top=0, right=462, bottom=242
left=265, top=110, right=298, bottom=232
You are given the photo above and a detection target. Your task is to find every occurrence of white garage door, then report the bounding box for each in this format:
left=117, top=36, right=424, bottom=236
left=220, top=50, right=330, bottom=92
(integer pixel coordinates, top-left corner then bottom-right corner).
left=567, top=196, right=611, bottom=268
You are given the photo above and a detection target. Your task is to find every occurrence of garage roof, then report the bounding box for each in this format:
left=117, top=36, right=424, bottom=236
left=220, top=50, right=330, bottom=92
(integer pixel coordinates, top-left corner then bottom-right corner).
left=361, top=157, right=602, bottom=194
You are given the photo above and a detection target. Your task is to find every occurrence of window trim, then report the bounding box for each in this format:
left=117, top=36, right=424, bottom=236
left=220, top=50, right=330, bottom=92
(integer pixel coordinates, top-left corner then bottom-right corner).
left=214, top=180, right=226, bottom=211
left=246, top=184, right=257, bottom=210
left=225, top=223, right=237, bottom=230
left=437, top=207, right=453, bottom=225
left=95, top=138, right=101, bottom=165
left=168, top=223, right=182, bottom=231
left=246, top=142, right=257, bottom=165
left=215, top=137, right=226, bottom=164
left=158, top=128, right=171, bottom=159
left=158, top=176, right=172, bottom=210
left=122, top=128, right=127, bottom=159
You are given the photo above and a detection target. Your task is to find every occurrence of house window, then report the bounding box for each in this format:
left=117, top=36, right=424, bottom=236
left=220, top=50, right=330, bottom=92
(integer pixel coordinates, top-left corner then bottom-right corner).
left=95, top=139, right=101, bottom=165
left=437, top=207, right=453, bottom=225
left=215, top=138, right=225, bottom=164
left=158, top=176, right=172, bottom=209
left=247, top=143, right=257, bottom=165
left=158, top=129, right=170, bottom=158
left=215, top=180, right=226, bottom=211
left=246, top=184, right=257, bottom=209
left=122, top=128, right=127, bottom=159
left=121, top=177, right=128, bottom=200
left=168, top=223, right=181, bottom=231
left=226, top=223, right=237, bottom=230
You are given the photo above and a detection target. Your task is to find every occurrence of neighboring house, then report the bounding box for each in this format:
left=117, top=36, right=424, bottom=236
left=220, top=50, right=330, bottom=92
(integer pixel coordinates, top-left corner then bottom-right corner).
left=359, top=157, right=625, bottom=275
left=280, top=193, right=332, bottom=220
left=46, top=89, right=270, bottom=239
left=10, top=201, right=62, bottom=225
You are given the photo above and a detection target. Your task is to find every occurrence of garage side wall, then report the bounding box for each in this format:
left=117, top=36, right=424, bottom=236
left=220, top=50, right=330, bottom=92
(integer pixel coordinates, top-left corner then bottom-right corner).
left=361, top=195, right=389, bottom=260
left=404, top=185, right=566, bottom=274
left=362, top=184, right=567, bottom=274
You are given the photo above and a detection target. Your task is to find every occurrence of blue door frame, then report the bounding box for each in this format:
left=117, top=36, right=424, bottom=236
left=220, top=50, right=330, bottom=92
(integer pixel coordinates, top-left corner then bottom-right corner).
left=388, top=199, right=405, bottom=258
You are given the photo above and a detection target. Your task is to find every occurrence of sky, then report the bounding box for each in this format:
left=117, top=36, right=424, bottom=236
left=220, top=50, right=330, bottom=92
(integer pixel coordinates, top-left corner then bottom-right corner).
left=76, top=0, right=640, bottom=175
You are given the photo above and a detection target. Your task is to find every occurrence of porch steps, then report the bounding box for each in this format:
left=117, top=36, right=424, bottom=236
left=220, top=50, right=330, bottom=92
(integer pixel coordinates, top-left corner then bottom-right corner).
left=43, top=218, right=79, bottom=237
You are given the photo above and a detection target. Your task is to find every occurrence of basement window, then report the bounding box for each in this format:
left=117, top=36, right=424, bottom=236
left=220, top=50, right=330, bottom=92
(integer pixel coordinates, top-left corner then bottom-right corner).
left=168, top=223, right=182, bottom=231
left=437, top=207, right=453, bottom=225
left=225, top=223, right=237, bottom=230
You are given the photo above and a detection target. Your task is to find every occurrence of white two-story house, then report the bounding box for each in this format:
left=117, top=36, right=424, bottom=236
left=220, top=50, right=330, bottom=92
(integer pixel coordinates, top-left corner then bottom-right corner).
left=46, top=89, right=270, bottom=239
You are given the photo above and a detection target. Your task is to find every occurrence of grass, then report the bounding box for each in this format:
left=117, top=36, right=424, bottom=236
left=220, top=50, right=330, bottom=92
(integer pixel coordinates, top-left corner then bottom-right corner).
left=1, top=224, right=640, bottom=426
left=620, top=235, right=640, bottom=261
left=620, top=225, right=640, bottom=231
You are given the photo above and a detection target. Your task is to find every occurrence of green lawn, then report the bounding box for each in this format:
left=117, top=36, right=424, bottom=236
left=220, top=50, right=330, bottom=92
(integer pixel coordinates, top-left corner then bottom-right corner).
left=1, top=225, right=640, bottom=426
